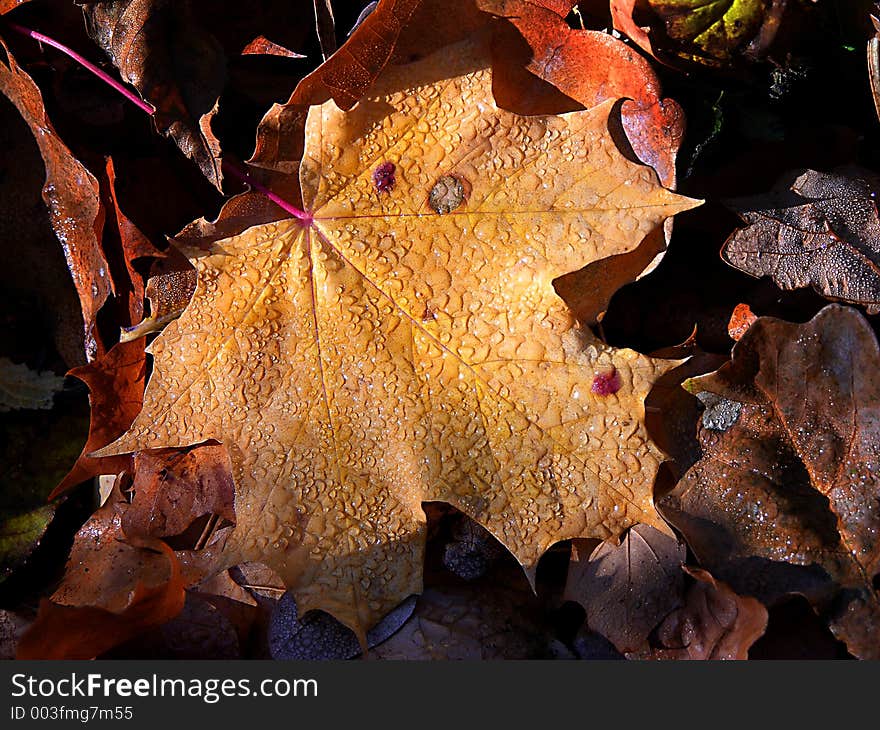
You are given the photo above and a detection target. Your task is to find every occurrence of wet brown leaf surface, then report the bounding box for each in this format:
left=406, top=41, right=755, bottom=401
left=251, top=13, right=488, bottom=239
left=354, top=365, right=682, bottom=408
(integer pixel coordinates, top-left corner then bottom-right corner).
left=724, top=168, right=880, bottom=314
left=564, top=524, right=686, bottom=653
left=0, top=39, right=108, bottom=362
left=662, top=305, right=880, bottom=658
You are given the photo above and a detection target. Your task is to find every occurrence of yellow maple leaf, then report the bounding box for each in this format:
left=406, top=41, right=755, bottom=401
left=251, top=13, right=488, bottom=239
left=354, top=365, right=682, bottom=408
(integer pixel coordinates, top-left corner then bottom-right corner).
left=98, top=39, right=700, bottom=636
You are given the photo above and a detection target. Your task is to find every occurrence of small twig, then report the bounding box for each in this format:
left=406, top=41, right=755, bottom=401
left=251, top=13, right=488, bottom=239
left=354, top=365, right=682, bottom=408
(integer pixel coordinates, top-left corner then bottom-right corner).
left=5, top=20, right=313, bottom=222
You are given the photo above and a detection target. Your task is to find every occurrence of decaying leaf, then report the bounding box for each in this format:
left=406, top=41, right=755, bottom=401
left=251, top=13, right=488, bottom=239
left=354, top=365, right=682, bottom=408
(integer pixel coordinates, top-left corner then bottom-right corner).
left=612, top=0, right=786, bottom=67
left=80, top=0, right=227, bottom=190
left=627, top=566, right=768, bottom=660
left=723, top=168, right=880, bottom=314
left=663, top=305, right=880, bottom=658
left=0, top=40, right=109, bottom=361
left=96, top=38, right=699, bottom=636
left=0, top=357, right=65, bottom=412
left=564, top=524, right=686, bottom=653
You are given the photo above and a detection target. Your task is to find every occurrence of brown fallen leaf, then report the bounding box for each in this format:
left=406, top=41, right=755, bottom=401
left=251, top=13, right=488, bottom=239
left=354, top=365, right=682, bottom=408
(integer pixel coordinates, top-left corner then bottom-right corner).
left=0, top=39, right=109, bottom=362
left=662, top=305, right=880, bottom=658
left=96, top=38, right=698, bottom=637
left=628, top=566, right=768, bottom=660
left=17, top=535, right=185, bottom=660
left=122, top=445, right=235, bottom=540
left=723, top=168, right=880, bottom=314
left=564, top=524, right=686, bottom=654
left=120, top=266, right=197, bottom=342
left=80, top=0, right=226, bottom=190
left=102, top=157, right=164, bottom=325
left=52, top=340, right=145, bottom=497
left=250, top=0, right=421, bottom=176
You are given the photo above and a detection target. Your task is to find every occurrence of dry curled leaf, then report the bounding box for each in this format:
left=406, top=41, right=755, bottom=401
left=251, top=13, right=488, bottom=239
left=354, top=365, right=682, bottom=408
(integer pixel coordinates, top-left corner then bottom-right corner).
left=97, top=38, right=698, bottom=637
left=628, top=566, right=768, bottom=660
left=564, top=524, right=686, bottom=654
left=81, top=0, right=226, bottom=190
left=723, top=168, right=880, bottom=314
left=663, top=305, right=880, bottom=658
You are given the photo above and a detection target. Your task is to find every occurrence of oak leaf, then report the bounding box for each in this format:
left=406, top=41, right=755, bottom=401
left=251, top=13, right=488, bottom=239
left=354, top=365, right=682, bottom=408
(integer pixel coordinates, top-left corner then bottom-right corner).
left=662, top=305, right=880, bottom=658
left=723, top=168, right=880, bottom=315
left=564, top=524, right=686, bottom=654
left=98, top=39, right=699, bottom=636
left=627, top=566, right=768, bottom=660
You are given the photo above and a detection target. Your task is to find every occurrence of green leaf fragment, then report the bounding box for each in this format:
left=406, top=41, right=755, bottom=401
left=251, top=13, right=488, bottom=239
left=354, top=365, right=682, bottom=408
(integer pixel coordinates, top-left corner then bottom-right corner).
left=649, top=0, right=766, bottom=64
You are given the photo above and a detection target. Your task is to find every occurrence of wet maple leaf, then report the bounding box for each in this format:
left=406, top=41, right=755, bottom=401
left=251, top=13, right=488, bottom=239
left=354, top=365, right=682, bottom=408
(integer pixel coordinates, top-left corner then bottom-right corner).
left=98, top=38, right=699, bottom=635
left=663, top=305, right=880, bottom=658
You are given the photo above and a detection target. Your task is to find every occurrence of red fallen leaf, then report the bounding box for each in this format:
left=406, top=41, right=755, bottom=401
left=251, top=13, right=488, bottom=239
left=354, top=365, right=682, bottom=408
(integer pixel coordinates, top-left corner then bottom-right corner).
left=122, top=445, right=235, bottom=540
left=79, top=0, right=226, bottom=190
left=480, top=0, right=684, bottom=188
left=628, top=566, right=768, bottom=660
left=610, top=0, right=655, bottom=60
left=17, top=535, right=185, bottom=660
left=101, top=157, right=164, bottom=325
left=50, top=484, right=171, bottom=611
left=564, top=524, right=686, bottom=654
left=241, top=35, right=306, bottom=58
left=664, top=305, right=880, bottom=658
left=52, top=340, right=145, bottom=497
left=0, top=39, right=109, bottom=362
left=727, top=303, right=757, bottom=341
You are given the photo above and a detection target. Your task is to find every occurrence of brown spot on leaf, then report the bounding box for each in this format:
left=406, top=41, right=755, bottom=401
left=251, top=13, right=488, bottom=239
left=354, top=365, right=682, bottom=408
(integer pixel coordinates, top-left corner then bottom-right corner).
left=428, top=174, right=465, bottom=214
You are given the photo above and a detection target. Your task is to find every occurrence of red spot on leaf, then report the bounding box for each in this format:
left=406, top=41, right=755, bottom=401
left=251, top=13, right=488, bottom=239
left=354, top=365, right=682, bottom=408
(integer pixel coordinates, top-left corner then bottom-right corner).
left=591, top=368, right=621, bottom=396
left=373, top=162, right=396, bottom=193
